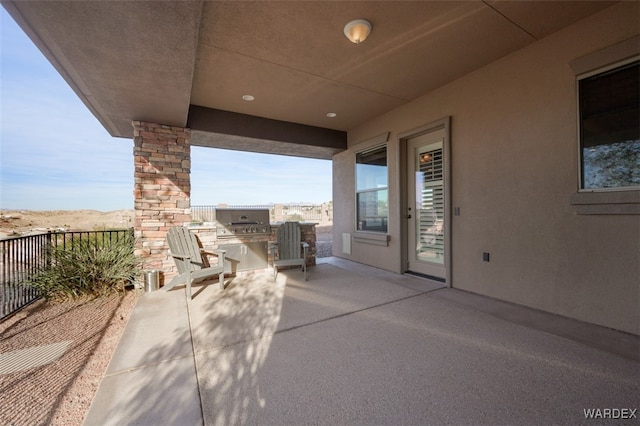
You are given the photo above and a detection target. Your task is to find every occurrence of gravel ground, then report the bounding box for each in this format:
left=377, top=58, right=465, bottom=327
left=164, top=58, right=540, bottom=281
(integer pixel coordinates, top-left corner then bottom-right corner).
left=315, top=241, right=333, bottom=258
left=315, top=225, right=333, bottom=258
left=0, top=290, right=138, bottom=426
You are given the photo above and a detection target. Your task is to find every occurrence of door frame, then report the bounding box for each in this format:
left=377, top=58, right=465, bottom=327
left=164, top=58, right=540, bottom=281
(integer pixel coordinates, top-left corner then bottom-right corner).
left=399, top=117, right=452, bottom=286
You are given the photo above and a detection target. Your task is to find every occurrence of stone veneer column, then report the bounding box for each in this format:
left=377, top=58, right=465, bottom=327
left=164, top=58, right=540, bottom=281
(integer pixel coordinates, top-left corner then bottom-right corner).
left=133, top=121, right=191, bottom=278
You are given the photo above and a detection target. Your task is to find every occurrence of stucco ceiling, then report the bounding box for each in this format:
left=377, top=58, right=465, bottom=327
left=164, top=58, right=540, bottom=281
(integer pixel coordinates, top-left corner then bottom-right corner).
left=2, top=0, right=617, bottom=159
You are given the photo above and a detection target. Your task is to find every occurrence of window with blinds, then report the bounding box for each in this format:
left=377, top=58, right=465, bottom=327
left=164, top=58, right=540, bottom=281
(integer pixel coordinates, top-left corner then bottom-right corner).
left=579, top=59, right=639, bottom=190
left=416, top=146, right=444, bottom=263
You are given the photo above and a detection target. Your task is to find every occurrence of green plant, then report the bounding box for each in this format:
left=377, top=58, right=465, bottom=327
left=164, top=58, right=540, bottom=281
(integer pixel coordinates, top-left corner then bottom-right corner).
left=29, top=234, right=141, bottom=300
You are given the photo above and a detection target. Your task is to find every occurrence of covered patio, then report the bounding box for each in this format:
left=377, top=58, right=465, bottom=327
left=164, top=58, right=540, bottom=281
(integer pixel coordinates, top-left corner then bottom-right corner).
left=3, top=5, right=638, bottom=422
left=84, top=259, right=638, bottom=425
left=4, top=1, right=638, bottom=335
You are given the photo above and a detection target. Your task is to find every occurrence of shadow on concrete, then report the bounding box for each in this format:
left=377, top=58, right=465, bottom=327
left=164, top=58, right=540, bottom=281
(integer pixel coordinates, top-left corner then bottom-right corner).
left=85, top=260, right=639, bottom=425
left=83, top=289, right=201, bottom=425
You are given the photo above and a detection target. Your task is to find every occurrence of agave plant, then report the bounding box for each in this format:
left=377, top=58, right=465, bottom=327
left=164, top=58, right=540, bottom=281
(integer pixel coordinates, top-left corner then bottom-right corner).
left=29, top=233, right=141, bottom=300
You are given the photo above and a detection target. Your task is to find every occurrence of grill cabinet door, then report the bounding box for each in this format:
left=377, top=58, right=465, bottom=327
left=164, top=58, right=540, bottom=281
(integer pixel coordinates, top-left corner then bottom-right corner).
left=220, top=242, right=268, bottom=273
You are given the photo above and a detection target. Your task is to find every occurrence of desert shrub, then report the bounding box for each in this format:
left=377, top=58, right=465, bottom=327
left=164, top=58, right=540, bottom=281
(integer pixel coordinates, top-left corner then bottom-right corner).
left=28, top=233, right=141, bottom=300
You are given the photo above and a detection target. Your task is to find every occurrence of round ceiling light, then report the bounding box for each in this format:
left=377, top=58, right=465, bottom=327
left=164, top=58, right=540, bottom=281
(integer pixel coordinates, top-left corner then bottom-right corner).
left=344, top=19, right=372, bottom=44
left=242, top=94, right=255, bottom=101
left=326, top=112, right=337, bottom=118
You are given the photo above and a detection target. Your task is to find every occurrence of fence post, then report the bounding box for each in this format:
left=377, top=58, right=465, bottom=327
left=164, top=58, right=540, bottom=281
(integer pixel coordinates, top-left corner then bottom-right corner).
left=46, top=231, right=52, bottom=269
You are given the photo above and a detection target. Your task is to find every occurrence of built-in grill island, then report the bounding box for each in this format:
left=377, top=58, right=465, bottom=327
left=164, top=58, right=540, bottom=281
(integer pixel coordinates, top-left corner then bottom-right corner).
left=214, top=208, right=271, bottom=274
left=186, top=207, right=316, bottom=276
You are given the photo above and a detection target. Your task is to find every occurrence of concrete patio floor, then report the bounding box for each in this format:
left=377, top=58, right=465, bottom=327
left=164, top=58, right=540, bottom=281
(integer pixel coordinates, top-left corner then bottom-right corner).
left=84, top=257, right=639, bottom=425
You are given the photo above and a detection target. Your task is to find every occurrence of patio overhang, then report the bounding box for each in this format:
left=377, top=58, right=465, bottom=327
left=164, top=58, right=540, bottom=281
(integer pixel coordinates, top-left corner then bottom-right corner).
left=1, top=0, right=618, bottom=159
left=188, top=106, right=346, bottom=160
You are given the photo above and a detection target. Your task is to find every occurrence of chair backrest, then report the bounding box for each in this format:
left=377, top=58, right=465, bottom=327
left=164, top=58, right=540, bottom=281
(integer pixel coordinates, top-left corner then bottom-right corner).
left=167, top=227, right=205, bottom=274
left=277, top=222, right=302, bottom=260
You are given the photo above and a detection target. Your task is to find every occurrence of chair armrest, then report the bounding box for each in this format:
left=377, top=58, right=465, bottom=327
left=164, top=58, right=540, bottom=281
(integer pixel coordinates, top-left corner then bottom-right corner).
left=170, top=251, right=205, bottom=267
left=201, top=249, right=226, bottom=257
left=201, top=249, right=226, bottom=266
left=169, top=251, right=191, bottom=260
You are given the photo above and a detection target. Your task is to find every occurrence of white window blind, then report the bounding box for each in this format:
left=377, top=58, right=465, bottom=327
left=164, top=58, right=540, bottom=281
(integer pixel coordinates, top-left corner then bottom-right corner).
left=417, top=147, right=444, bottom=262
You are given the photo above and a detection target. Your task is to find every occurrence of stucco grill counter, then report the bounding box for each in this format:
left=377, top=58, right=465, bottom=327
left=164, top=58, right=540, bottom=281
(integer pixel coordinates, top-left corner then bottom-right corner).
left=215, top=208, right=270, bottom=274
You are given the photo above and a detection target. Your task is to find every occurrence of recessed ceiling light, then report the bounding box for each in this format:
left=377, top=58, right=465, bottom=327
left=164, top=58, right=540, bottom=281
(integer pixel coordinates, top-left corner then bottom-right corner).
left=242, top=95, right=255, bottom=101
left=326, top=112, right=337, bottom=118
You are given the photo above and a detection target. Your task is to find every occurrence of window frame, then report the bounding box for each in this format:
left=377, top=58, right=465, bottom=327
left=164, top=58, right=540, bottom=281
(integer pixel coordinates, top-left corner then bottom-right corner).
left=568, top=36, right=640, bottom=215
left=576, top=56, right=640, bottom=193
left=355, top=144, right=389, bottom=235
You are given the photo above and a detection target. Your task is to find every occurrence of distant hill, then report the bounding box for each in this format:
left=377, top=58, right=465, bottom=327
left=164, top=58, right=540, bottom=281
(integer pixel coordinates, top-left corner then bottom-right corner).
left=0, top=209, right=134, bottom=238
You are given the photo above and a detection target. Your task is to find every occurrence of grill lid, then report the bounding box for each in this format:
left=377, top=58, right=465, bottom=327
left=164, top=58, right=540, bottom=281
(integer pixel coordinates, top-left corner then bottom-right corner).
left=214, top=208, right=270, bottom=234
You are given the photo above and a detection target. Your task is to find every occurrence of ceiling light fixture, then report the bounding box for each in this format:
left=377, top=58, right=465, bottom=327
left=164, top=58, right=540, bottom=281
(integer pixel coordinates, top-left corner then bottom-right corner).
left=326, top=112, right=337, bottom=118
left=242, top=94, right=255, bottom=101
left=344, top=19, right=372, bottom=44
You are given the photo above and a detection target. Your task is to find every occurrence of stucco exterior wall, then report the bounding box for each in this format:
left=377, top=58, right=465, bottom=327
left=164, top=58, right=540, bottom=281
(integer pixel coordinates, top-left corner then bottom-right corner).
left=333, top=2, right=639, bottom=334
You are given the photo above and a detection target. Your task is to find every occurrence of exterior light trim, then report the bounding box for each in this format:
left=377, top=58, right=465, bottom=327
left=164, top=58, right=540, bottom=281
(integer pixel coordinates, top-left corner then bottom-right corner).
left=344, top=19, right=372, bottom=44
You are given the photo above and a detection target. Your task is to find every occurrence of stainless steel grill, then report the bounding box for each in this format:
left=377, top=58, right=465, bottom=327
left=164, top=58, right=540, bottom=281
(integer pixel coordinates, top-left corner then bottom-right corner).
left=215, top=208, right=270, bottom=238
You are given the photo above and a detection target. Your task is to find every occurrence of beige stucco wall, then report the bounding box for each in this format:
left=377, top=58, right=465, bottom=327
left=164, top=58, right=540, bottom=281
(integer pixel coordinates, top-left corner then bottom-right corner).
left=333, top=2, right=639, bottom=334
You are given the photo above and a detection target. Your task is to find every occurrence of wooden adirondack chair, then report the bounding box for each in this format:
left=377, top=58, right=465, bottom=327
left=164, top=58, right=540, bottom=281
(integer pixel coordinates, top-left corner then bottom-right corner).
left=164, top=226, right=226, bottom=300
left=271, top=221, right=309, bottom=281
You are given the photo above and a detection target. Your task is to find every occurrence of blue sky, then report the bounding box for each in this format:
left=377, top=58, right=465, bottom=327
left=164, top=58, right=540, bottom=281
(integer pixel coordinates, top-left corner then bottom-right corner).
left=0, top=9, right=332, bottom=211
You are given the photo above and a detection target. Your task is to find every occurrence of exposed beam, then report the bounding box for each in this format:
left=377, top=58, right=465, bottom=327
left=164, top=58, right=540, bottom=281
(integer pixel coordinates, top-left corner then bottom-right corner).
left=187, top=106, right=347, bottom=160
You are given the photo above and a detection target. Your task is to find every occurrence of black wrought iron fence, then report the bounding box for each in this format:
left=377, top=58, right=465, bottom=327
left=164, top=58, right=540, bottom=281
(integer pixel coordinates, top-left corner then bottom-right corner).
left=0, top=228, right=133, bottom=319
left=49, top=229, right=134, bottom=250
